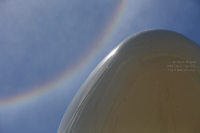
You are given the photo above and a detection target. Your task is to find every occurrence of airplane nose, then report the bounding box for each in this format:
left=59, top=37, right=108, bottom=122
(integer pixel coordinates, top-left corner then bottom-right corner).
left=58, top=29, right=200, bottom=133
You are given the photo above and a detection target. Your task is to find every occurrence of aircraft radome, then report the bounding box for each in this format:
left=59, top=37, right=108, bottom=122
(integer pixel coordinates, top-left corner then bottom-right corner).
left=58, top=29, right=200, bottom=133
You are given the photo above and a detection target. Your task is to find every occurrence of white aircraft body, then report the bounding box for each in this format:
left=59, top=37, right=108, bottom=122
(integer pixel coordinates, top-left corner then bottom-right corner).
left=58, top=29, right=200, bottom=133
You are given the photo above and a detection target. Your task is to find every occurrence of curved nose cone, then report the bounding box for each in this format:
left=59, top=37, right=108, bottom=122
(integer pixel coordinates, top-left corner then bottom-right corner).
left=58, top=29, right=200, bottom=133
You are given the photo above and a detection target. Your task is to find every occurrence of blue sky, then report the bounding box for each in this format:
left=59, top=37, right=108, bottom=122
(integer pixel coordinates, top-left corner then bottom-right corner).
left=0, top=0, right=200, bottom=133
